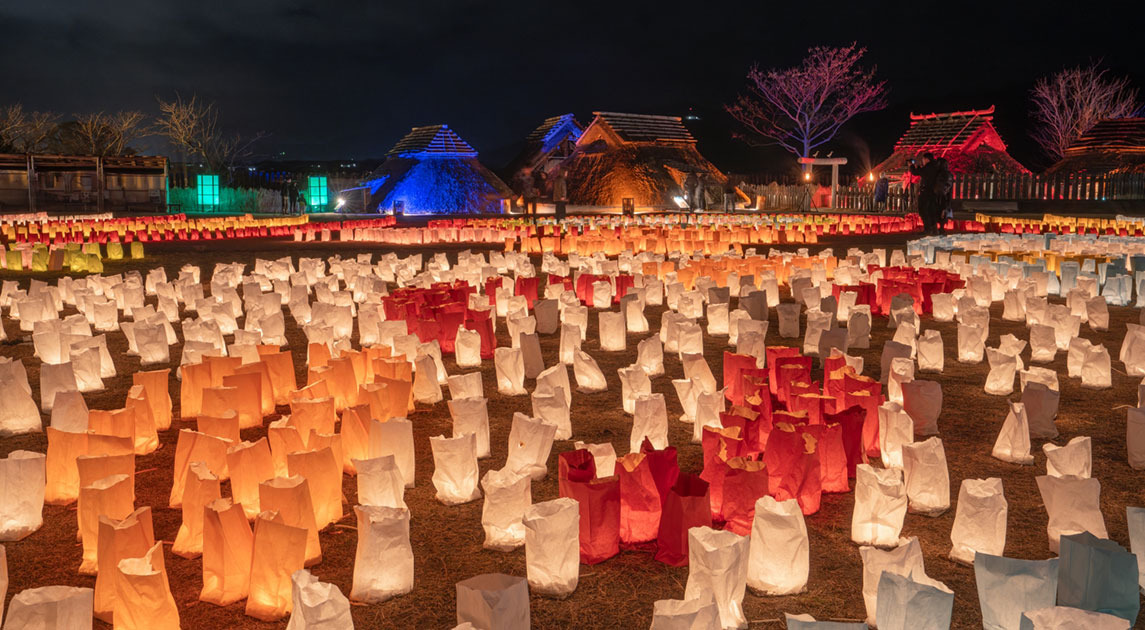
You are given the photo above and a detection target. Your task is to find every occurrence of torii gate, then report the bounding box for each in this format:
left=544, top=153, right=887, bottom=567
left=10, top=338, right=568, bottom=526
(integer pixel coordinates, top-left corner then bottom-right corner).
left=798, top=156, right=848, bottom=209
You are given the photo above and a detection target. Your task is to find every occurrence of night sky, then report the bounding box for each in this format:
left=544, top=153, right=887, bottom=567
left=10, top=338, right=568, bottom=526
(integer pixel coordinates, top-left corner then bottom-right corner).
left=2, top=1, right=1142, bottom=174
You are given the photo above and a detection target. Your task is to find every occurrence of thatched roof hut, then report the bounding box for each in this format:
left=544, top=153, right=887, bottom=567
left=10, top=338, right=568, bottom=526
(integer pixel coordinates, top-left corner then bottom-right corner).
left=872, top=106, right=1029, bottom=177
left=560, top=112, right=728, bottom=210
left=503, top=114, right=583, bottom=189
left=1046, top=118, right=1145, bottom=175
left=342, top=125, right=512, bottom=214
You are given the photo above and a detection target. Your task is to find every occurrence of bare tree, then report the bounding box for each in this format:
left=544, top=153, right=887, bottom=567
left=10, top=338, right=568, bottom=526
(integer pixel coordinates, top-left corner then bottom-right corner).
left=0, top=105, right=61, bottom=153
left=727, top=43, right=888, bottom=158
left=66, top=111, right=147, bottom=156
left=1030, top=63, right=1139, bottom=161
left=154, top=94, right=265, bottom=183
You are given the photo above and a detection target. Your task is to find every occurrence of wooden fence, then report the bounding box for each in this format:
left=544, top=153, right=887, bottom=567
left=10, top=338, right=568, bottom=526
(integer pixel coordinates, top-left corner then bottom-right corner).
left=746, top=171, right=1145, bottom=212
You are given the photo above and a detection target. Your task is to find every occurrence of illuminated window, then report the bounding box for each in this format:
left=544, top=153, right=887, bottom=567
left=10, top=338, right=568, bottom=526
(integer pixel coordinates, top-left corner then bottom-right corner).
left=197, top=174, right=220, bottom=207
left=308, top=176, right=328, bottom=208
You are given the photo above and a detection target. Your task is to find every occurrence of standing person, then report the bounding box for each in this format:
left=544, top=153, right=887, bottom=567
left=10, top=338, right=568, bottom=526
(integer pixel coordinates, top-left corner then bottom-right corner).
left=723, top=177, right=738, bottom=211
left=873, top=174, right=889, bottom=212
left=683, top=172, right=698, bottom=211
left=693, top=174, right=706, bottom=212
left=933, top=157, right=953, bottom=234
left=532, top=169, right=547, bottom=216
left=552, top=168, right=568, bottom=223
left=908, top=152, right=940, bottom=234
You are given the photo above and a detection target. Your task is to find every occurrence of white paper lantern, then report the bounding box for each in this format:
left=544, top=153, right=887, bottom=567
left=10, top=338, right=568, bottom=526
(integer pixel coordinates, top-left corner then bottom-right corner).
left=916, top=329, right=943, bottom=373
left=455, top=328, right=482, bottom=368
left=455, top=574, right=530, bottom=630
left=447, top=373, right=483, bottom=401
left=879, top=402, right=914, bottom=469
left=1128, top=406, right=1145, bottom=470
left=1035, top=475, right=1107, bottom=553
left=368, top=418, right=415, bottom=488
left=599, top=311, right=626, bottom=352
left=353, top=455, right=406, bottom=510
left=1019, top=606, right=1131, bottom=630
left=684, top=527, right=749, bottom=630
left=430, top=433, right=481, bottom=505
left=851, top=464, right=907, bottom=547
left=480, top=468, right=531, bottom=552
left=617, top=365, right=651, bottom=415
left=746, top=496, right=807, bottom=595
left=1029, top=324, right=1057, bottom=363
left=351, top=505, right=413, bottom=603
left=1081, top=343, right=1111, bottom=389
left=874, top=570, right=953, bottom=630
left=536, top=364, right=572, bottom=408
left=992, top=401, right=1034, bottom=464
left=632, top=393, right=668, bottom=453
left=573, top=350, right=607, bottom=393
left=898, top=379, right=940, bottom=438
left=887, top=357, right=914, bottom=404
left=901, top=437, right=949, bottom=516
left=777, top=303, right=800, bottom=338
left=974, top=553, right=1059, bottom=630
left=504, top=413, right=557, bottom=481
left=39, top=362, right=78, bottom=413
left=650, top=598, right=721, bottom=629
left=522, top=498, right=579, bottom=598
left=859, top=537, right=924, bottom=626
left=949, top=477, right=1007, bottom=565
left=448, top=397, right=492, bottom=458
left=0, top=451, right=46, bottom=540
left=637, top=335, right=664, bottom=376
left=286, top=569, right=354, bottom=630
left=559, top=323, right=581, bottom=365
left=1022, top=382, right=1060, bottom=440
left=412, top=353, right=443, bottom=404
left=4, top=585, right=93, bottom=630
left=985, top=348, right=1018, bottom=395
left=957, top=323, right=986, bottom=363
left=1043, top=436, right=1091, bottom=478
left=531, top=388, right=571, bottom=441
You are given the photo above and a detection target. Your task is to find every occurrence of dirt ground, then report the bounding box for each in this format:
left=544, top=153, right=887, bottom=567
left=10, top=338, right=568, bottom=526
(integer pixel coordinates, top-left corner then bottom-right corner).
left=1, top=233, right=1143, bottom=629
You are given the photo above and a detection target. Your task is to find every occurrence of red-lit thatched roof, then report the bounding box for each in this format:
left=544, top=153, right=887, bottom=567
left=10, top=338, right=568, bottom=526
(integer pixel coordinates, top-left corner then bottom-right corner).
left=873, top=106, right=1029, bottom=176
left=1046, top=118, right=1145, bottom=175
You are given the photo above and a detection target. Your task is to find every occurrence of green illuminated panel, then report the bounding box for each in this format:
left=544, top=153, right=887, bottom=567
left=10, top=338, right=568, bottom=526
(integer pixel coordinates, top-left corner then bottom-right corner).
left=197, top=174, right=219, bottom=207
left=308, top=176, right=328, bottom=208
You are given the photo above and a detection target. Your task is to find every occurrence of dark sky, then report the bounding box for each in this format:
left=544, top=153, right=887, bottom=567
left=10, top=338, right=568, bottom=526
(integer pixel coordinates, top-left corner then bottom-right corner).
left=2, top=0, right=1143, bottom=173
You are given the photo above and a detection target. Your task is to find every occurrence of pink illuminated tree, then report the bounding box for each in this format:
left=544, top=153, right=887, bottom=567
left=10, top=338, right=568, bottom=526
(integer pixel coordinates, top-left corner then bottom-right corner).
left=1030, top=63, right=1139, bottom=161
left=726, top=43, right=888, bottom=159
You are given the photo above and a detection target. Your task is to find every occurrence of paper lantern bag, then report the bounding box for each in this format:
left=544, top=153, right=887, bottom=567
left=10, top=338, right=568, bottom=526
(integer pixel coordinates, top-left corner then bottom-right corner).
left=683, top=527, right=749, bottom=630
left=351, top=505, right=414, bottom=603
left=522, top=498, right=580, bottom=598
left=200, top=498, right=253, bottom=606
left=557, top=450, right=619, bottom=564
left=0, top=450, right=46, bottom=541
left=654, top=474, right=712, bottom=567
left=287, top=569, right=354, bottom=630
left=113, top=542, right=180, bottom=630
left=747, top=496, right=808, bottom=596
left=245, top=510, right=308, bottom=621
left=1056, top=532, right=1139, bottom=623
left=974, top=553, right=1059, bottom=630
left=455, top=573, right=530, bottom=630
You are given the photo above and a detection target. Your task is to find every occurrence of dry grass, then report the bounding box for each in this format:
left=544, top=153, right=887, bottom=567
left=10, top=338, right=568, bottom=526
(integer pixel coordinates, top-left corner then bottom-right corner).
left=1, top=234, right=1143, bottom=629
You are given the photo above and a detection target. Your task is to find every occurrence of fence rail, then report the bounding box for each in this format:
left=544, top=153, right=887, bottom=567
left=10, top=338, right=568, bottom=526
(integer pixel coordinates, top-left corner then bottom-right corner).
left=745, top=171, right=1145, bottom=212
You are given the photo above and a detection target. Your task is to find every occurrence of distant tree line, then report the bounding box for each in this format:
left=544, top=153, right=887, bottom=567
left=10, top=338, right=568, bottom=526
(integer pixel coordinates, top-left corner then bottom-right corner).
left=0, top=95, right=265, bottom=185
